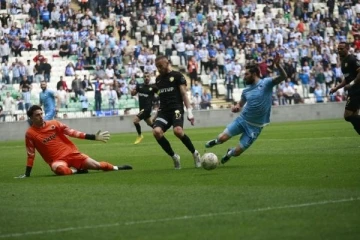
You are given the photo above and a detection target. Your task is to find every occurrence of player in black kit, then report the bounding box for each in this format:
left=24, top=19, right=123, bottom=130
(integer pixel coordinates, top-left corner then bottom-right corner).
left=330, top=42, right=360, bottom=134
left=153, top=55, right=201, bottom=169
left=131, top=73, right=155, bottom=144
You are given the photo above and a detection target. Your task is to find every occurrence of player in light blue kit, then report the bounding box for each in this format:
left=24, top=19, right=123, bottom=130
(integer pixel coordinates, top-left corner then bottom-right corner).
left=39, top=81, right=57, bottom=120
left=205, top=55, right=287, bottom=164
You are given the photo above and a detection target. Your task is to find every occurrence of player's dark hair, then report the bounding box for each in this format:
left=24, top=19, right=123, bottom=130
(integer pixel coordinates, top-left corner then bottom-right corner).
left=27, top=105, right=42, bottom=118
left=246, top=64, right=260, bottom=77
left=339, top=42, right=349, bottom=48
left=155, top=55, right=168, bottom=62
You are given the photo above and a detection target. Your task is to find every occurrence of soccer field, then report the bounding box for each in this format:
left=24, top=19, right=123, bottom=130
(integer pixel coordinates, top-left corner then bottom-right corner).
left=0, top=119, right=359, bottom=240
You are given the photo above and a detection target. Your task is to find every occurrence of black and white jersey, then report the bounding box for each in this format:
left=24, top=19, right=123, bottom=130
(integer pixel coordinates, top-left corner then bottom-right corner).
left=341, top=54, right=360, bottom=95
left=136, top=83, right=155, bottom=110
left=155, top=71, right=187, bottom=112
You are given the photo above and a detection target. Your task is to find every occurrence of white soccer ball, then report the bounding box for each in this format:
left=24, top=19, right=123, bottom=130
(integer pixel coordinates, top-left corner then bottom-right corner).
left=201, top=153, right=219, bottom=170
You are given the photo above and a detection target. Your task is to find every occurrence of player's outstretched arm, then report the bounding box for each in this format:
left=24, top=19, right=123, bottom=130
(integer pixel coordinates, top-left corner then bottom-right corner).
left=330, top=78, right=347, bottom=94
left=179, top=84, right=195, bottom=126
left=272, top=55, right=287, bottom=85
left=60, top=122, right=110, bottom=143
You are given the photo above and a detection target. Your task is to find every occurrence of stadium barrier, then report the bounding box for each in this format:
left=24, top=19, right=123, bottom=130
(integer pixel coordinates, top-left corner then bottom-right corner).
left=0, top=103, right=345, bottom=141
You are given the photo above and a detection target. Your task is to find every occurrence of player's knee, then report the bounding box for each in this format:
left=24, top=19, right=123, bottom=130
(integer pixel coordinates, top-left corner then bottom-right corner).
left=54, top=166, right=73, bottom=175
left=173, top=127, right=183, bottom=138
left=133, top=117, right=140, bottom=124
left=153, top=127, right=163, bottom=139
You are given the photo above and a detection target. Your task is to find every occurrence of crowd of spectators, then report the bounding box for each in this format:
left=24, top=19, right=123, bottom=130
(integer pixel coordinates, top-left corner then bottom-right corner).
left=1, top=0, right=360, bottom=122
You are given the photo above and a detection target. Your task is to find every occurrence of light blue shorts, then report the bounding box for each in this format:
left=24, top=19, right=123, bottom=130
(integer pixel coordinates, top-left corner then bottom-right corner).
left=44, top=109, right=56, bottom=120
left=224, top=116, right=263, bottom=150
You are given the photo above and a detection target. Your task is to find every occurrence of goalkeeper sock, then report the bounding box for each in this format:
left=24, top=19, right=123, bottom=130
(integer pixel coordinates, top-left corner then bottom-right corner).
left=54, top=166, right=73, bottom=175
left=134, top=123, right=141, bottom=136
left=180, top=134, right=195, bottom=153
left=156, top=136, right=175, bottom=157
left=100, top=162, right=115, bottom=171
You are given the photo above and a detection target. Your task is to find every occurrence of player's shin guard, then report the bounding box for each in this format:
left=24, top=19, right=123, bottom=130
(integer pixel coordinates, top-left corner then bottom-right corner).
left=345, top=116, right=360, bottom=135
left=134, top=123, right=141, bottom=135
left=180, top=134, right=195, bottom=153
left=156, top=136, right=175, bottom=156
left=54, top=165, right=73, bottom=175
left=99, top=162, right=115, bottom=171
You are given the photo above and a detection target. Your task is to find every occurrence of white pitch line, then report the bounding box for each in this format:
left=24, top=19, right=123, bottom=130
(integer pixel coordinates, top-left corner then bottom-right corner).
left=0, top=197, right=359, bottom=238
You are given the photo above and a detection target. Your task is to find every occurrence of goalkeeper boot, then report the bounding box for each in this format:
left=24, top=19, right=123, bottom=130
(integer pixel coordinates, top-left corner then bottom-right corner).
left=76, top=169, right=89, bottom=174
left=205, top=139, right=217, bottom=148
left=193, top=150, right=202, bottom=168
left=134, top=135, right=144, bottom=144
left=221, top=148, right=232, bottom=164
left=117, top=165, right=133, bottom=170
left=172, top=154, right=181, bottom=170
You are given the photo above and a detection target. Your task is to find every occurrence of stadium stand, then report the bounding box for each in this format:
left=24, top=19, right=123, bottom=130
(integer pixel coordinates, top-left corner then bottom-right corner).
left=0, top=0, right=358, bottom=122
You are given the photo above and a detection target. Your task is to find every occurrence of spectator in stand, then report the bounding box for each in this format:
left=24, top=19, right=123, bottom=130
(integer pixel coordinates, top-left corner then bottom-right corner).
left=187, top=56, right=198, bottom=87
left=25, top=60, right=34, bottom=83
left=65, top=62, right=75, bottom=77
left=56, top=76, right=69, bottom=91
left=59, top=41, right=70, bottom=58
left=314, top=84, right=324, bottom=103
left=1, top=61, right=10, bottom=84
left=41, top=58, right=52, bottom=82
left=57, top=85, right=68, bottom=109
left=33, top=51, right=45, bottom=63
left=71, top=75, right=83, bottom=100
left=94, top=77, right=104, bottom=111
left=11, top=37, right=22, bottom=57
left=200, top=89, right=212, bottom=110
left=82, top=75, right=93, bottom=92
left=0, top=39, right=10, bottom=63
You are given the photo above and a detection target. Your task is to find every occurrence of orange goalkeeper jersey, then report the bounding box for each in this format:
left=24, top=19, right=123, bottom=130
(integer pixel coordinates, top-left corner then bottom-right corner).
left=25, top=120, right=86, bottom=167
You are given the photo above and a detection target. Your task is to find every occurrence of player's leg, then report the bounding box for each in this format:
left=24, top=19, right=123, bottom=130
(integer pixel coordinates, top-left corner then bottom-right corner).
left=81, top=158, right=133, bottom=171
left=221, top=121, right=262, bottom=164
left=153, top=112, right=180, bottom=169
left=343, top=96, right=360, bottom=134
left=51, top=161, right=76, bottom=175
left=68, top=153, right=132, bottom=172
left=133, top=111, right=144, bottom=144
left=172, top=111, right=201, bottom=168
left=205, top=117, right=242, bottom=148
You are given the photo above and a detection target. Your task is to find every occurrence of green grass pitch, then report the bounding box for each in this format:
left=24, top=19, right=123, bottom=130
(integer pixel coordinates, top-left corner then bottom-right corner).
left=0, top=119, right=359, bottom=240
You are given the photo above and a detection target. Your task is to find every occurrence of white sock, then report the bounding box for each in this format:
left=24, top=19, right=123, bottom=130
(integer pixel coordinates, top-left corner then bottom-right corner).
left=71, top=168, right=77, bottom=174
left=113, top=166, right=119, bottom=170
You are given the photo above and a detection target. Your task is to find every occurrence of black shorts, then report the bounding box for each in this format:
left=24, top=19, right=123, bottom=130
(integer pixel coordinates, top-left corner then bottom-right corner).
left=345, top=94, right=360, bottom=112
left=153, top=109, right=184, bottom=132
left=137, top=109, right=152, bottom=120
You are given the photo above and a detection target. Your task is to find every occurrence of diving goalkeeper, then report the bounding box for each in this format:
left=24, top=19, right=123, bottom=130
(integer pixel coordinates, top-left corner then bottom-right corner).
left=16, top=105, right=132, bottom=178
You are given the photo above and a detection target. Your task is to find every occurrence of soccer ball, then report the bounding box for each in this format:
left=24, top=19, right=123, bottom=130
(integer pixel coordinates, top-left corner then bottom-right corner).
left=201, top=153, right=219, bottom=170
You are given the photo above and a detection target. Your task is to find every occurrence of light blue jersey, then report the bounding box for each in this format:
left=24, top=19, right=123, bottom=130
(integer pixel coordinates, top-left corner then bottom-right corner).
left=39, top=89, right=56, bottom=120
left=240, top=77, right=274, bottom=127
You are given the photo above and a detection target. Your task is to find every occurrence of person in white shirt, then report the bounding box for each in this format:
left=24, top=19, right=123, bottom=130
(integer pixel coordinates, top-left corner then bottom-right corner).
left=107, top=85, right=118, bottom=110
left=174, top=40, right=185, bottom=66
left=57, top=85, right=68, bottom=108
left=105, top=65, right=115, bottom=79
left=282, top=81, right=295, bottom=105
left=216, top=49, right=225, bottom=78
left=3, top=92, right=15, bottom=117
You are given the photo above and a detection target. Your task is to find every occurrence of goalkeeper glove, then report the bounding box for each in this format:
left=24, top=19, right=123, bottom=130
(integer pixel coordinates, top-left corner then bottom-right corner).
left=95, top=130, right=110, bottom=143
left=187, top=108, right=195, bottom=126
